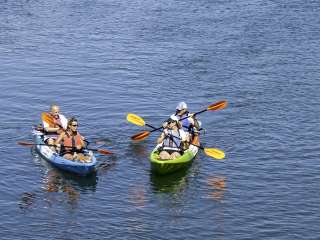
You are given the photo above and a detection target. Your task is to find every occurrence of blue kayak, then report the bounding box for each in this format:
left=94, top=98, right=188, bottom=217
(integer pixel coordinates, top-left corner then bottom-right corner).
left=33, top=130, right=97, bottom=175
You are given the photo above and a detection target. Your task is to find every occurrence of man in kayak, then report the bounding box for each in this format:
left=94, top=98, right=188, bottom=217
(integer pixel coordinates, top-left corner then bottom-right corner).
left=55, top=117, right=90, bottom=162
left=157, top=115, right=189, bottom=160
left=42, top=104, right=68, bottom=147
left=175, top=101, right=201, bottom=132
left=163, top=101, right=201, bottom=137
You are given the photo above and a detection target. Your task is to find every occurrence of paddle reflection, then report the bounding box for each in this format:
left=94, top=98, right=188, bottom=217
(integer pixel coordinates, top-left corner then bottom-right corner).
left=207, top=176, right=226, bottom=202
left=128, top=142, right=149, bottom=158
left=128, top=185, right=147, bottom=208
left=96, top=156, right=117, bottom=174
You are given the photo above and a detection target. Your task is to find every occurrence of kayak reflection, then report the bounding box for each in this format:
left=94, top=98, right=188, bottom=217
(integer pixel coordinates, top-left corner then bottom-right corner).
left=19, top=149, right=117, bottom=212
left=150, top=168, right=189, bottom=193
left=32, top=147, right=98, bottom=192
left=18, top=169, right=97, bottom=212
left=19, top=150, right=100, bottom=212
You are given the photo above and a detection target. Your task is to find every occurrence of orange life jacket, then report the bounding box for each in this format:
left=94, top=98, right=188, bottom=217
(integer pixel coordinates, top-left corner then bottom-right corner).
left=62, top=131, right=83, bottom=152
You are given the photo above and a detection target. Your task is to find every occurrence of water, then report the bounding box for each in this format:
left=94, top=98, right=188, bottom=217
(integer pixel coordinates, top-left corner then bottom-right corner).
left=1, top=0, right=320, bottom=239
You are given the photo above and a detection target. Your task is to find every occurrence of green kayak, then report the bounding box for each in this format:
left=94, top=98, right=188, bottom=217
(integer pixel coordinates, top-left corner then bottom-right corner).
left=150, top=136, right=200, bottom=175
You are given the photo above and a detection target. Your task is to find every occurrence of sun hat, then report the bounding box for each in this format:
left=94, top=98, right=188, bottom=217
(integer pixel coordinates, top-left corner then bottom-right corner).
left=176, top=102, right=187, bottom=110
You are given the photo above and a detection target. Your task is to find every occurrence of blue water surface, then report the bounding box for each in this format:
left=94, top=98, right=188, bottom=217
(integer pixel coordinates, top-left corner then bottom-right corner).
left=1, top=0, right=320, bottom=239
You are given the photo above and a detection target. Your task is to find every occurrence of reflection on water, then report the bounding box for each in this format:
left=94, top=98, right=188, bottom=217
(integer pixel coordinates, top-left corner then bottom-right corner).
left=96, top=156, right=117, bottom=175
left=43, top=169, right=82, bottom=209
left=150, top=168, right=189, bottom=193
left=19, top=192, right=36, bottom=212
left=31, top=148, right=98, bottom=192
left=150, top=157, right=201, bottom=195
left=19, top=168, right=98, bottom=212
left=207, top=176, right=226, bottom=202
left=128, top=142, right=149, bottom=158
left=91, top=138, right=113, bottom=147
left=128, top=185, right=147, bottom=209
left=19, top=148, right=105, bottom=212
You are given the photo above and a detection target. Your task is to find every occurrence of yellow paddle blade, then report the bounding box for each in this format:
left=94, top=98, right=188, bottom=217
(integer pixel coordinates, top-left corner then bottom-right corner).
left=204, top=148, right=225, bottom=160
left=41, top=112, right=54, bottom=125
left=126, top=113, right=146, bottom=126
left=207, top=100, right=228, bottom=111
left=131, top=131, right=151, bottom=141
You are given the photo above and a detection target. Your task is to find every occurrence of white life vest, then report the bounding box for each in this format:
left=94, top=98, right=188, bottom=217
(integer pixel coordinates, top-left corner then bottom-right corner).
left=162, top=129, right=186, bottom=151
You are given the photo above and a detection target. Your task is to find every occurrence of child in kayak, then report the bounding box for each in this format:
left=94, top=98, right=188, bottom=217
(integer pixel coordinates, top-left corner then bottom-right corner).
left=157, top=115, right=189, bottom=160
left=55, top=117, right=90, bottom=162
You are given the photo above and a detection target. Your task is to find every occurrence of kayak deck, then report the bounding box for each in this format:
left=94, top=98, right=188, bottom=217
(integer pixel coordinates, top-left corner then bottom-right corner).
left=33, top=130, right=97, bottom=175
left=150, top=135, right=200, bottom=175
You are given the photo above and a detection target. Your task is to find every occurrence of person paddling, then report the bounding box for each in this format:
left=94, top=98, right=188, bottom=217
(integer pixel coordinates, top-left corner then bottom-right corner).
left=157, top=115, right=189, bottom=160
left=175, top=101, right=201, bottom=133
left=42, top=104, right=68, bottom=146
left=55, top=117, right=90, bottom=162
left=163, top=102, right=201, bottom=138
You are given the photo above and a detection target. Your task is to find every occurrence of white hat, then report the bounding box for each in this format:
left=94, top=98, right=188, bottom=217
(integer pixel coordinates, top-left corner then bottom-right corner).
left=176, top=101, right=187, bottom=110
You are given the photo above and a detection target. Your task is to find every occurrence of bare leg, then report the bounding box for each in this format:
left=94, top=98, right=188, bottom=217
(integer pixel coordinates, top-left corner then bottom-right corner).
left=63, top=153, right=74, bottom=160
left=170, top=152, right=181, bottom=160
left=159, top=151, right=171, bottom=160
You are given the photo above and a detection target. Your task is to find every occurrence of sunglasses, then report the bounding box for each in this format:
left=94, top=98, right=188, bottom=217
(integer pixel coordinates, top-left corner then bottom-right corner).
left=168, top=120, right=177, bottom=124
left=71, top=124, right=78, bottom=127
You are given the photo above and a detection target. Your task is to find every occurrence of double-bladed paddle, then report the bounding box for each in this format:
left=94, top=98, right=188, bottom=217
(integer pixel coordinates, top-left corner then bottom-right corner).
left=127, top=114, right=225, bottom=160
left=127, top=100, right=228, bottom=141
left=17, top=141, right=113, bottom=155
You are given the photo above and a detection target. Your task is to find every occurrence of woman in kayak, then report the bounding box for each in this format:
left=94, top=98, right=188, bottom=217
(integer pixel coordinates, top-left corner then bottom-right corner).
left=157, top=115, right=189, bottom=160
left=55, top=117, right=90, bottom=162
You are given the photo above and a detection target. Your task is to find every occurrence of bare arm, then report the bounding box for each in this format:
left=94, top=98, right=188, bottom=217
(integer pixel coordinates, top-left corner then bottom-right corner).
left=157, top=132, right=166, bottom=144
left=79, top=137, right=86, bottom=149
left=44, top=127, right=61, bottom=133
left=54, top=132, right=65, bottom=145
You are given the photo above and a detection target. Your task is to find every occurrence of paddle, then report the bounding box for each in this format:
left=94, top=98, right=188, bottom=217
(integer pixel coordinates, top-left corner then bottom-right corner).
left=17, top=141, right=113, bottom=155
left=41, top=112, right=56, bottom=126
left=127, top=115, right=225, bottom=160
left=128, top=100, right=228, bottom=139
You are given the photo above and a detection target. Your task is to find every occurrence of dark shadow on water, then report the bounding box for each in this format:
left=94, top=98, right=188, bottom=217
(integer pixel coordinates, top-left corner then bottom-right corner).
left=150, top=168, right=189, bottom=193
left=150, top=155, right=202, bottom=194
